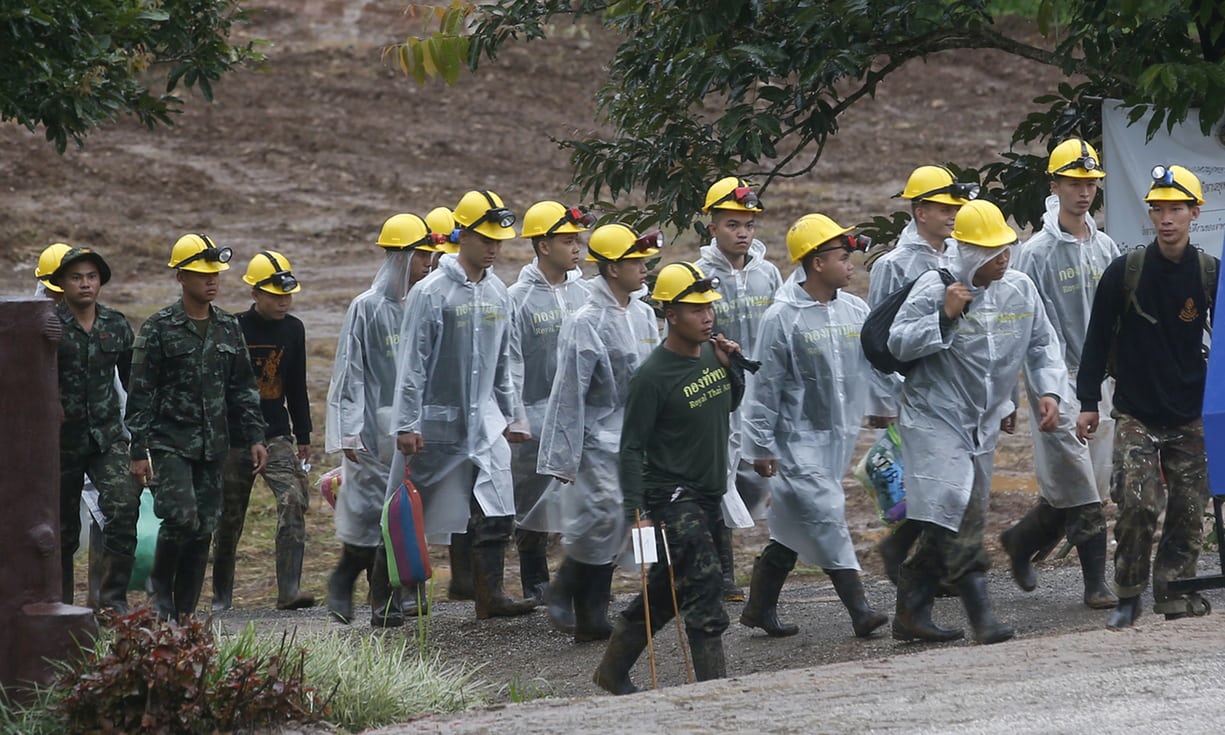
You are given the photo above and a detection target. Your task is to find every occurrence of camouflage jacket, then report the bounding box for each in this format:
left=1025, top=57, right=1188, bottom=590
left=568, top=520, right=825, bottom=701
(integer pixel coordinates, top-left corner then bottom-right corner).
left=126, top=299, right=266, bottom=461
left=56, top=301, right=134, bottom=450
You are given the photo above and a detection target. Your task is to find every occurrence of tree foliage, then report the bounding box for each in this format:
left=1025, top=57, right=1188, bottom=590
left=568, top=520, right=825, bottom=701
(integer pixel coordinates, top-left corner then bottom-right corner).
left=0, top=0, right=262, bottom=153
left=398, top=0, right=1225, bottom=239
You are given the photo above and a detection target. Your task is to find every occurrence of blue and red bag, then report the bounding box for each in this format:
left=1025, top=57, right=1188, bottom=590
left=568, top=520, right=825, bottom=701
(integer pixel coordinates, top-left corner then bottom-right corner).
left=381, top=466, right=432, bottom=588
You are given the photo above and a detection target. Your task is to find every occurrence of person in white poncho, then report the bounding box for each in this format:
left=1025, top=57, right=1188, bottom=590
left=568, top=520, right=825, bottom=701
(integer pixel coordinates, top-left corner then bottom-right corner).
left=537, top=223, right=660, bottom=642
left=739, top=214, right=891, bottom=640
left=889, top=200, right=1066, bottom=645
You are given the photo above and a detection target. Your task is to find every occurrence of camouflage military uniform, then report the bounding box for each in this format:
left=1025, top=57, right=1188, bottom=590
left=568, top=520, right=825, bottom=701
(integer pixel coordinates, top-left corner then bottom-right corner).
left=1110, top=414, right=1209, bottom=610
left=56, top=301, right=138, bottom=601
left=126, top=300, right=265, bottom=542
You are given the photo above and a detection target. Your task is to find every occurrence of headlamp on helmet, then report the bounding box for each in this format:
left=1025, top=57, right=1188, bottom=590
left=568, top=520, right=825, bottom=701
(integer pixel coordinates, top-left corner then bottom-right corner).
left=587, top=224, right=662, bottom=262
left=473, top=206, right=516, bottom=230
left=703, top=177, right=764, bottom=213
left=818, top=233, right=872, bottom=254
left=914, top=181, right=980, bottom=203
left=675, top=274, right=721, bottom=301
left=1147, top=164, right=1203, bottom=204
left=713, top=186, right=761, bottom=211
left=170, top=233, right=232, bottom=271
left=546, top=207, right=597, bottom=237
left=1047, top=138, right=1105, bottom=179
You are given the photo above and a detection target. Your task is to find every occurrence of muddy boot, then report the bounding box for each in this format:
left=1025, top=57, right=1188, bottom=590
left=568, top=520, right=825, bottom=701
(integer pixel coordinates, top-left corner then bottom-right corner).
left=86, top=520, right=105, bottom=609
left=149, top=533, right=182, bottom=622
left=999, top=503, right=1061, bottom=592
left=401, top=581, right=430, bottom=617
left=1107, top=595, right=1142, bottom=629
left=714, top=525, right=744, bottom=602
left=96, top=548, right=135, bottom=616
left=448, top=532, right=475, bottom=601
left=574, top=563, right=615, bottom=643
left=472, top=541, right=538, bottom=619
left=1075, top=532, right=1117, bottom=610
left=593, top=615, right=648, bottom=695
left=956, top=572, right=1014, bottom=644
left=173, top=537, right=212, bottom=620
left=827, top=568, right=888, bottom=638
left=369, top=550, right=404, bottom=628
left=740, top=544, right=799, bottom=637
left=687, top=629, right=727, bottom=682
left=892, top=565, right=964, bottom=642
left=274, top=538, right=316, bottom=610
left=546, top=556, right=578, bottom=634
left=327, top=544, right=375, bottom=624
left=878, top=520, right=921, bottom=586
left=517, top=529, right=550, bottom=602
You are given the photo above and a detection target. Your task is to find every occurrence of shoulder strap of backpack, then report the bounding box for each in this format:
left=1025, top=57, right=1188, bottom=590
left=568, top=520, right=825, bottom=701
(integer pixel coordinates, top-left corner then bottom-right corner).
left=1198, top=248, right=1216, bottom=336
left=1122, top=248, right=1158, bottom=325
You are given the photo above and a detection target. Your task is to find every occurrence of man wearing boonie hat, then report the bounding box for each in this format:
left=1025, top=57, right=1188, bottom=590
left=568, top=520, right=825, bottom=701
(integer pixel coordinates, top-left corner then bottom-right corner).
left=888, top=200, right=1066, bottom=645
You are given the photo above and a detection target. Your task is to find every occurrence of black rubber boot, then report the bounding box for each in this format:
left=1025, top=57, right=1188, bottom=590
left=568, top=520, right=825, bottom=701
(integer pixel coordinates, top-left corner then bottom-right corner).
left=574, top=563, right=615, bottom=643
left=892, top=565, right=964, bottom=642
left=96, top=547, right=135, bottom=615
left=369, top=549, right=404, bottom=628
left=956, top=572, right=1014, bottom=644
left=327, top=544, right=375, bottom=624
left=275, top=538, right=316, bottom=610
left=210, top=536, right=236, bottom=613
left=593, top=615, right=648, bottom=695
left=740, top=544, right=799, bottom=637
left=546, top=556, right=578, bottom=634
left=827, top=568, right=889, bottom=638
left=472, top=542, right=538, bottom=619
left=401, top=581, right=430, bottom=617
left=999, top=503, right=1061, bottom=592
left=517, top=529, right=551, bottom=602
left=61, top=548, right=75, bottom=604
left=86, top=520, right=105, bottom=609
left=878, top=520, right=921, bottom=586
left=1107, top=595, right=1142, bottom=629
left=448, top=532, right=475, bottom=601
left=714, top=525, right=745, bottom=602
left=173, top=537, right=212, bottom=620
left=687, top=629, right=727, bottom=682
left=149, top=532, right=182, bottom=622
left=1075, top=532, right=1117, bottom=610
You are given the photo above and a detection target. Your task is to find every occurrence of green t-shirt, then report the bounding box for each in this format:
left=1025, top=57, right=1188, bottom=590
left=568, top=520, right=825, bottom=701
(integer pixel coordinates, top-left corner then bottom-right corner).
left=619, top=341, right=741, bottom=517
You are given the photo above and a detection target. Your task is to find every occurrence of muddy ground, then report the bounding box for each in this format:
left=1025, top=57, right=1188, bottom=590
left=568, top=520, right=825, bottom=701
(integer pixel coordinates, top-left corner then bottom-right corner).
left=6, top=0, right=1214, bottom=722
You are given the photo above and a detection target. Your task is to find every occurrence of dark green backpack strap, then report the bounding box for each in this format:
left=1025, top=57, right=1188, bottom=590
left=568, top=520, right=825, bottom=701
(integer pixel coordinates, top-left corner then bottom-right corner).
left=1198, top=248, right=1217, bottom=336
left=1122, top=248, right=1158, bottom=325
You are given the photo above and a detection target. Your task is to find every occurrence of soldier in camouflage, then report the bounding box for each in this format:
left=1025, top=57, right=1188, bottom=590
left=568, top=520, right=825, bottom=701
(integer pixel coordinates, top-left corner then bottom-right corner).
left=127, top=233, right=267, bottom=621
left=50, top=247, right=139, bottom=612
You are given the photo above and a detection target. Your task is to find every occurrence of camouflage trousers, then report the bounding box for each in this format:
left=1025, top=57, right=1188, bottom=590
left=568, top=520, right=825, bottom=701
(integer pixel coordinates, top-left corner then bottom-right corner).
left=620, top=492, right=730, bottom=637
left=149, top=449, right=225, bottom=543
left=903, top=453, right=992, bottom=583
left=60, top=437, right=141, bottom=556
left=1110, top=413, right=1209, bottom=606
left=216, top=437, right=309, bottom=558
left=1032, top=497, right=1107, bottom=546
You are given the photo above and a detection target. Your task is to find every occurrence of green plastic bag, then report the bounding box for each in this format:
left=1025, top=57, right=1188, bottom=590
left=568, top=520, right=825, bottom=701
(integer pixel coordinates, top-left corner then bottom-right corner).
left=129, top=489, right=161, bottom=591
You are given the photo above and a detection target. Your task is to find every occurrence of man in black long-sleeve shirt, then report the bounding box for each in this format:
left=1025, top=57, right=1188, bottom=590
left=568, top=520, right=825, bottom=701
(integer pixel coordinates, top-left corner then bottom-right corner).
left=213, top=251, right=315, bottom=611
left=1076, top=164, right=1217, bottom=629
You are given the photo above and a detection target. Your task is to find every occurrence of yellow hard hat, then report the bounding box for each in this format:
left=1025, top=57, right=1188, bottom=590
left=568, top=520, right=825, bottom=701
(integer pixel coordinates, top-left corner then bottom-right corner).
left=651, top=262, right=723, bottom=304
left=425, top=206, right=460, bottom=253
left=376, top=213, right=446, bottom=252
left=242, top=250, right=302, bottom=294
left=51, top=247, right=112, bottom=287
left=703, top=177, right=764, bottom=213
left=952, top=200, right=1017, bottom=248
left=169, top=233, right=232, bottom=273
left=586, top=224, right=661, bottom=262
left=35, top=242, right=73, bottom=293
left=1047, top=138, right=1105, bottom=179
left=452, top=190, right=517, bottom=241
left=785, top=214, right=855, bottom=262
left=521, top=201, right=595, bottom=239
left=1145, top=164, right=1205, bottom=205
left=901, top=165, right=979, bottom=205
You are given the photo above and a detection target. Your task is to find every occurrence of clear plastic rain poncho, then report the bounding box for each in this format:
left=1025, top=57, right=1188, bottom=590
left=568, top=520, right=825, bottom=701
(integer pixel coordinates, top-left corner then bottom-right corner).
left=325, top=250, right=412, bottom=547
left=388, top=253, right=524, bottom=540
left=888, top=242, right=1068, bottom=531
left=1015, top=194, right=1121, bottom=505
left=535, top=277, right=659, bottom=564
left=695, top=238, right=784, bottom=524
left=742, top=269, right=890, bottom=569
left=507, top=260, right=589, bottom=530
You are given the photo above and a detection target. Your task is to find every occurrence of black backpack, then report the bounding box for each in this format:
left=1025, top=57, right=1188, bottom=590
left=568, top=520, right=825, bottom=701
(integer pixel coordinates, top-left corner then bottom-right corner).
left=861, top=268, right=959, bottom=375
